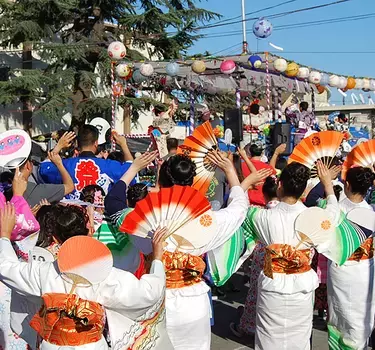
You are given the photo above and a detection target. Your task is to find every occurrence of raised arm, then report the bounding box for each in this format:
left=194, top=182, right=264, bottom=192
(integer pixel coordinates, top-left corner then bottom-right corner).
left=48, top=151, right=75, bottom=196
left=238, top=147, right=257, bottom=174
left=112, top=131, right=134, bottom=162
left=206, top=150, right=239, bottom=189
left=269, top=143, right=286, bottom=170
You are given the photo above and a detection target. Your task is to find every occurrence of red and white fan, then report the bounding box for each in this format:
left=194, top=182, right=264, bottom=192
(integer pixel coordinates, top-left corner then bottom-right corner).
left=288, top=131, right=344, bottom=177
left=120, top=185, right=217, bottom=250
left=341, top=139, right=375, bottom=180
left=177, top=121, right=218, bottom=194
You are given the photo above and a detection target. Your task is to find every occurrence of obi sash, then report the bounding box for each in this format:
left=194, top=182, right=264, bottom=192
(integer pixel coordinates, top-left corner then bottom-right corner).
left=348, top=237, right=374, bottom=262
left=163, top=251, right=206, bottom=289
left=263, top=244, right=312, bottom=279
left=30, top=293, right=105, bottom=347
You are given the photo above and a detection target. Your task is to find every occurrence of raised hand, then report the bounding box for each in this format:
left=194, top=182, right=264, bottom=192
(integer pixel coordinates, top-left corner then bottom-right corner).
left=0, top=202, right=16, bottom=239
left=55, top=131, right=76, bottom=153
left=12, top=169, right=27, bottom=196
left=152, top=227, right=169, bottom=261
left=246, top=168, right=274, bottom=187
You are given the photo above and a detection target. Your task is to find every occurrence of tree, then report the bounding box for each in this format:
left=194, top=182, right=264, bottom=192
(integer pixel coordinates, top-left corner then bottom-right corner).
left=0, top=0, right=219, bottom=131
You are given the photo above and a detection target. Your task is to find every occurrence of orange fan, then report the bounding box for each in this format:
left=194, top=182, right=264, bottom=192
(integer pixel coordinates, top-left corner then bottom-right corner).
left=58, top=236, right=113, bottom=286
left=342, top=139, right=375, bottom=180
left=288, top=131, right=344, bottom=177
left=120, top=185, right=217, bottom=250
left=177, top=121, right=218, bottom=194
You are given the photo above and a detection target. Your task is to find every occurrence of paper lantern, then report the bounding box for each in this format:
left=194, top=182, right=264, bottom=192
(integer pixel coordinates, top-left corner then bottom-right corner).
left=273, top=58, right=287, bottom=72
left=355, top=78, right=364, bottom=89
left=363, top=79, right=371, bottom=90
left=345, top=77, right=356, bottom=90
left=220, top=60, right=236, bottom=74
left=253, top=18, right=273, bottom=39
left=316, top=84, right=326, bottom=94
left=309, top=71, right=321, bottom=84
left=320, top=73, right=329, bottom=86
left=116, top=63, right=132, bottom=80
left=338, top=77, right=348, bottom=90
left=166, top=62, right=180, bottom=76
left=370, top=80, right=375, bottom=91
left=107, top=41, right=126, bottom=60
left=132, top=69, right=147, bottom=83
left=297, top=67, right=310, bottom=79
left=285, top=63, right=299, bottom=77
left=329, top=75, right=340, bottom=87
left=139, top=63, right=154, bottom=77
left=249, top=55, right=262, bottom=69
left=192, top=60, right=206, bottom=74
left=134, top=90, right=142, bottom=98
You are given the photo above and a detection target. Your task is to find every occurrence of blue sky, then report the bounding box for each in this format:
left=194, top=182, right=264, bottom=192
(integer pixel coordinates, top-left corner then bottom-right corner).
left=187, top=0, right=375, bottom=105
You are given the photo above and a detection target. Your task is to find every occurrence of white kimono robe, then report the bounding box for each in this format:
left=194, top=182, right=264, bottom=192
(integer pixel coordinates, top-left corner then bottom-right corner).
left=245, top=196, right=339, bottom=350
left=327, top=198, right=375, bottom=350
left=0, top=238, right=167, bottom=350
left=164, top=185, right=248, bottom=350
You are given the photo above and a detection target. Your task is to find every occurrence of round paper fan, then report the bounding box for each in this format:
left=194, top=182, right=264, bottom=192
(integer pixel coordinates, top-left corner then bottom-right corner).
left=58, top=236, right=113, bottom=286
left=341, top=139, right=375, bottom=180
left=177, top=121, right=218, bottom=194
left=31, top=247, right=54, bottom=263
left=288, top=131, right=344, bottom=177
left=0, top=130, right=32, bottom=169
left=346, top=208, right=375, bottom=238
left=294, top=207, right=335, bottom=247
left=120, top=185, right=217, bottom=250
left=89, top=117, right=110, bottom=145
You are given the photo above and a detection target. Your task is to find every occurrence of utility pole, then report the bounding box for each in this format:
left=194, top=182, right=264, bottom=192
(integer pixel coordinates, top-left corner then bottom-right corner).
left=241, top=0, right=248, bottom=54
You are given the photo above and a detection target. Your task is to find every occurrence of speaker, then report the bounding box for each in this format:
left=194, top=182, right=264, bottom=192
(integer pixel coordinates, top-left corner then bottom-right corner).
left=271, top=122, right=292, bottom=155
left=224, top=109, right=243, bottom=145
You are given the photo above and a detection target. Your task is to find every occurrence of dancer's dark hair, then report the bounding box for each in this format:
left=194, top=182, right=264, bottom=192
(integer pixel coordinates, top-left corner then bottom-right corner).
left=158, top=155, right=196, bottom=188
left=345, top=167, right=374, bottom=197
left=279, top=162, right=310, bottom=198
left=127, top=183, right=148, bottom=208
left=262, top=176, right=278, bottom=202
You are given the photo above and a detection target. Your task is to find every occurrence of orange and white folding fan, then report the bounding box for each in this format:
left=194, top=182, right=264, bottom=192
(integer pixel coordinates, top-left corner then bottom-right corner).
left=341, top=139, right=375, bottom=180
left=288, top=131, right=344, bottom=177
left=177, top=121, right=218, bottom=194
left=120, top=185, right=217, bottom=250
left=58, top=236, right=113, bottom=286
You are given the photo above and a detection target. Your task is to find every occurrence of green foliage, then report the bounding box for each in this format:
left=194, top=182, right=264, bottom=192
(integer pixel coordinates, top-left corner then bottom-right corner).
left=0, top=0, right=220, bottom=125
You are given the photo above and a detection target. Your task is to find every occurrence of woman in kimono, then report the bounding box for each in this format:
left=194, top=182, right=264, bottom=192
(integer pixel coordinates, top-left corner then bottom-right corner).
left=105, top=151, right=272, bottom=350
left=239, top=161, right=339, bottom=350
left=0, top=202, right=169, bottom=350
left=326, top=166, right=375, bottom=350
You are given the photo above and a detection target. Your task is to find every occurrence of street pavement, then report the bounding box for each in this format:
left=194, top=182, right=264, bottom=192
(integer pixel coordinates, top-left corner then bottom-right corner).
left=210, top=272, right=329, bottom=350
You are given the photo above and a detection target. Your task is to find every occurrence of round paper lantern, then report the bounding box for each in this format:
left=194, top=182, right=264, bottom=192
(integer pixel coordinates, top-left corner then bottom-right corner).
left=370, top=80, right=375, bottom=91
left=345, top=77, right=356, bottom=90
left=132, top=69, right=147, bottom=83
left=116, top=63, right=132, bottom=79
left=107, top=41, right=126, bottom=60
left=273, top=58, right=287, bottom=72
left=166, top=62, right=180, bottom=76
left=134, top=90, right=142, bottom=98
left=139, top=63, right=154, bottom=77
left=253, top=18, right=273, bottom=39
left=285, top=62, right=299, bottom=77
left=338, top=77, right=348, bottom=90
left=309, top=71, right=321, bottom=84
left=316, top=84, right=326, bottom=94
left=320, top=73, right=329, bottom=86
left=363, top=79, right=371, bottom=90
left=355, top=78, right=364, bottom=89
left=329, top=75, right=340, bottom=87
left=248, top=55, right=262, bottom=69
left=220, top=60, right=236, bottom=74
left=191, top=60, right=206, bottom=74
left=297, top=67, right=310, bottom=79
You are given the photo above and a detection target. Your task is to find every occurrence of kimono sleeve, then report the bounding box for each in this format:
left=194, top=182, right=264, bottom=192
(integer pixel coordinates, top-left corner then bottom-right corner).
left=0, top=238, right=42, bottom=297
left=241, top=207, right=271, bottom=247
left=39, top=161, right=62, bottom=184
left=97, top=260, right=166, bottom=320
left=203, top=186, right=248, bottom=253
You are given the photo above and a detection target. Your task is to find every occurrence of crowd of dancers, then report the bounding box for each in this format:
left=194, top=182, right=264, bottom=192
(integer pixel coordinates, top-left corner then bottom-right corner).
left=0, top=120, right=373, bottom=350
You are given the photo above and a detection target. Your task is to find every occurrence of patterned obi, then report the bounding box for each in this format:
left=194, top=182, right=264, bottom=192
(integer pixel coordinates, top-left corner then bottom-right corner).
left=30, top=293, right=105, bottom=346
left=348, top=237, right=374, bottom=261
left=163, top=251, right=206, bottom=289
left=263, top=244, right=312, bottom=279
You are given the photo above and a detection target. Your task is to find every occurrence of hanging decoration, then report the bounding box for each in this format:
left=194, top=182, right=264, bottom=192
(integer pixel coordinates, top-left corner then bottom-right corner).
left=329, top=75, right=340, bottom=87
left=189, top=92, right=195, bottom=135
left=338, top=77, right=348, bottom=90
left=116, top=63, right=132, bottom=80
left=316, top=84, right=326, bottom=94
left=139, top=63, right=154, bottom=77
left=107, top=41, right=126, bottom=60
left=166, top=62, right=180, bottom=76
left=273, top=58, right=288, bottom=72
left=363, top=79, right=371, bottom=90
left=220, top=60, right=236, bottom=74
left=110, top=61, right=116, bottom=151
left=320, top=73, right=329, bottom=86
left=370, top=80, right=375, bottom=91
left=285, top=62, right=299, bottom=77
left=345, top=77, right=356, bottom=90
left=355, top=78, right=364, bottom=89
left=132, top=69, right=147, bottom=84
left=236, top=89, right=241, bottom=108
left=265, top=52, right=271, bottom=113
left=248, top=55, right=262, bottom=69
left=297, top=67, right=310, bottom=79
left=309, top=71, right=321, bottom=84
left=191, top=60, right=206, bottom=74
left=253, top=18, right=273, bottom=39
